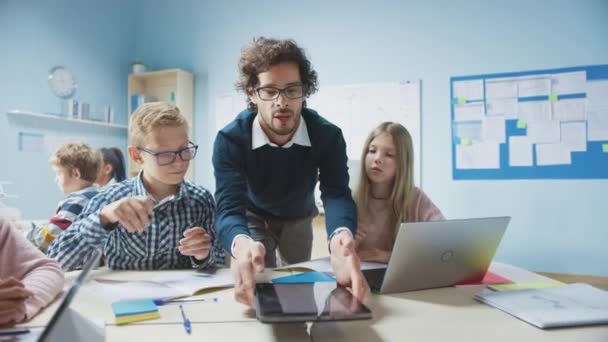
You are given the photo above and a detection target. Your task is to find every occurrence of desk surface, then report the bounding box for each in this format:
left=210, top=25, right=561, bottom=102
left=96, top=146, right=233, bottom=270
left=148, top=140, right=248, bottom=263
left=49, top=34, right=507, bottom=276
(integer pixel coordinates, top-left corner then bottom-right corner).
left=19, top=263, right=608, bottom=342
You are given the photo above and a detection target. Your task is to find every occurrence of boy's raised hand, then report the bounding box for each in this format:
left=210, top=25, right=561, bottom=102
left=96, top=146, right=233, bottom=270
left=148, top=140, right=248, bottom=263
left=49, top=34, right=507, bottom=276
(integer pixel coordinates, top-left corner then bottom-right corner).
left=179, top=227, right=211, bottom=260
left=100, top=196, right=154, bottom=233
left=0, top=277, right=32, bottom=326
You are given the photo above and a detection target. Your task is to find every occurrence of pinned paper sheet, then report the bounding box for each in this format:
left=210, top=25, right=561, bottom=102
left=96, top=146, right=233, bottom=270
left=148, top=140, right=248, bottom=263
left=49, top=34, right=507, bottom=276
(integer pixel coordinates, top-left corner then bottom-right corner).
left=517, top=75, right=551, bottom=97
left=509, top=136, right=533, bottom=167
left=456, top=142, right=500, bottom=169
left=486, top=98, right=518, bottom=118
left=586, top=80, right=608, bottom=111
left=587, top=109, right=608, bottom=141
left=485, top=78, right=518, bottom=99
left=526, top=120, right=561, bottom=144
left=453, top=79, right=483, bottom=101
left=518, top=100, right=551, bottom=122
left=536, top=143, right=571, bottom=166
left=482, top=117, right=506, bottom=143
left=454, top=121, right=482, bottom=141
left=454, top=102, right=484, bottom=122
left=553, top=98, right=586, bottom=121
left=560, top=122, right=587, bottom=152
left=551, top=71, right=586, bottom=95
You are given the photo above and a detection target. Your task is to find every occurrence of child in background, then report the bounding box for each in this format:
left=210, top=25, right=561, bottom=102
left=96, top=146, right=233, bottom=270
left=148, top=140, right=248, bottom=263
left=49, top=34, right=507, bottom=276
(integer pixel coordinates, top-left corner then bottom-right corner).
left=0, top=217, right=64, bottom=327
left=354, top=122, right=444, bottom=263
left=95, top=147, right=127, bottom=187
left=25, top=142, right=101, bottom=252
left=48, top=102, right=224, bottom=271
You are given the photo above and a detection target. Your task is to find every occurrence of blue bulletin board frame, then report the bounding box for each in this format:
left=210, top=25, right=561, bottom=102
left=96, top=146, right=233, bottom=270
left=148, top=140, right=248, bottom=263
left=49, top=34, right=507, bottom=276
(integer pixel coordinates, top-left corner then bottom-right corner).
left=451, top=64, right=608, bottom=180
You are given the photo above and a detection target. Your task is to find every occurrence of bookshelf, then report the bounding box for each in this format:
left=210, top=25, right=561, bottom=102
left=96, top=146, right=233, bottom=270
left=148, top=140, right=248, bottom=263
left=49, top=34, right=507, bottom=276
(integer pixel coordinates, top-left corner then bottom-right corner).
left=127, top=69, right=195, bottom=180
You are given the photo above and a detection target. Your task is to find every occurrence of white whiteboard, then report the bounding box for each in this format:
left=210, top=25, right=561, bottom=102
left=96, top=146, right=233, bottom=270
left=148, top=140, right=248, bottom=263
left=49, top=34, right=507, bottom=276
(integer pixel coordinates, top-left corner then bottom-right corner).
left=308, top=81, right=422, bottom=186
left=213, top=80, right=422, bottom=187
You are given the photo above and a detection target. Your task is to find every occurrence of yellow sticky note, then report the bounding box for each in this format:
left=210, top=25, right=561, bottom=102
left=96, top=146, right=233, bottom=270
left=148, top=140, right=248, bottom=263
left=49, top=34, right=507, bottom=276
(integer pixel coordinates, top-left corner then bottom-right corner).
left=549, top=93, right=558, bottom=102
left=460, top=137, right=471, bottom=145
left=517, top=120, right=527, bottom=129
left=603, top=144, right=608, bottom=153
left=457, top=97, right=466, bottom=105
left=488, top=282, right=564, bottom=292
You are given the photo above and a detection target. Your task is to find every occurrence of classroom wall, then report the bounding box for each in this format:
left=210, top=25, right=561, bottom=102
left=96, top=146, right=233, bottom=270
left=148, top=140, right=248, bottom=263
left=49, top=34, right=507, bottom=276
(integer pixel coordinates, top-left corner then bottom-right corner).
left=133, top=0, right=608, bottom=276
left=0, top=0, right=133, bottom=219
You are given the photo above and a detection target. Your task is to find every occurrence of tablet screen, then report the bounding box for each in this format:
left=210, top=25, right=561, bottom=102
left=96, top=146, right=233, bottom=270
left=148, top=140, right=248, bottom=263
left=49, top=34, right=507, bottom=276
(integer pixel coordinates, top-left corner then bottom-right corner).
left=255, top=282, right=372, bottom=323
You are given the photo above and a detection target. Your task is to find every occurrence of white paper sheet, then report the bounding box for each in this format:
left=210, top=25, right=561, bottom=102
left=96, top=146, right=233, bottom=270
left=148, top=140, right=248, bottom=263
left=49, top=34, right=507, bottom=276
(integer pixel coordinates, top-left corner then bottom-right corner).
left=456, top=142, right=500, bottom=169
left=518, top=100, right=552, bottom=122
left=551, top=71, right=586, bottom=95
left=453, top=80, right=484, bottom=101
left=486, top=79, right=518, bottom=99
left=536, top=143, right=571, bottom=166
left=486, top=98, right=518, bottom=118
left=553, top=98, right=586, bottom=121
left=482, top=117, right=506, bottom=143
left=587, top=109, right=608, bottom=141
left=454, top=102, right=484, bottom=122
left=586, top=80, right=608, bottom=111
left=517, top=76, right=551, bottom=97
left=526, top=120, right=561, bottom=144
left=560, top=121, right=587, bottom=152
left=454, top=121, right=482, bottom=141
left=508, top=136, right=533, bottom=167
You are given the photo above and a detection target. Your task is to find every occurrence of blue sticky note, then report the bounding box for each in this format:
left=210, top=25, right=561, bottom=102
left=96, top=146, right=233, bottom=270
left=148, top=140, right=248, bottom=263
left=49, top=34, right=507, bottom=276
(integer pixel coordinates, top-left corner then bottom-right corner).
left=112, top=299, right=158, bottom=317
left=272, top=272, right=336, bottom=284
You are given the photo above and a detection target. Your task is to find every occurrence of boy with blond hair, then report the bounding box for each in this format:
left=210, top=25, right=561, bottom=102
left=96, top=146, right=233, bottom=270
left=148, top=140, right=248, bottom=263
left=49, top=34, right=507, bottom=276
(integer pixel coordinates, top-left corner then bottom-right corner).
left=48, top=102, right=224, bottom=271
left=25, top=142, right=101, bottom=252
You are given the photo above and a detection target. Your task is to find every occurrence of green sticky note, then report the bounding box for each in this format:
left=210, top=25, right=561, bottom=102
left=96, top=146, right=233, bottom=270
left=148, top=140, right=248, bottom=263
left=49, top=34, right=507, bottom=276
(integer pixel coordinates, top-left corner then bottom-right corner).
left=517, top=120, right=527, bottom=129
left=549, top=93, right=558, bottom=102
left=460, top=137, right=471, bottom=145
left=603, top=144, right=608, bottom=153
left=458, top=97, right=466, bottom=105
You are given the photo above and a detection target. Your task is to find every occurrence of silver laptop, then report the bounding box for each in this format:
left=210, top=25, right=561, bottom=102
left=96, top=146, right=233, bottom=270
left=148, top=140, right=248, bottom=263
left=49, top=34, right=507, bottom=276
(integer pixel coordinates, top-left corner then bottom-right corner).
left=363, top=216, right=510, bottom=294
left=0, top=249, right=102, bottom=342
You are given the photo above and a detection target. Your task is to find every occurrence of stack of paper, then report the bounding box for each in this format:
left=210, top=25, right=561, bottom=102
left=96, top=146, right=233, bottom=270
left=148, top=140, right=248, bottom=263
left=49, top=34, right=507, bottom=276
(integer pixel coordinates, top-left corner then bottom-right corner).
left=111, top=299, right=160, bottom=325
left=475, top=283, right=608, bottom=329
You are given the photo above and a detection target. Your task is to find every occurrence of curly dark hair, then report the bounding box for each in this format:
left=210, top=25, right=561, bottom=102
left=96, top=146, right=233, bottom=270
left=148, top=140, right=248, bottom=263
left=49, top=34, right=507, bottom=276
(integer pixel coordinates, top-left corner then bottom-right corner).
left=236, top=37, right=319, bottom=111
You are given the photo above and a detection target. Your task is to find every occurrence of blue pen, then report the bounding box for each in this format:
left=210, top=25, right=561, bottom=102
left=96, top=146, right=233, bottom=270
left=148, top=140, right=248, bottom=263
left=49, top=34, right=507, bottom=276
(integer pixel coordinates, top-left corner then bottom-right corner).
left=179, top=304, right=191, bottom=334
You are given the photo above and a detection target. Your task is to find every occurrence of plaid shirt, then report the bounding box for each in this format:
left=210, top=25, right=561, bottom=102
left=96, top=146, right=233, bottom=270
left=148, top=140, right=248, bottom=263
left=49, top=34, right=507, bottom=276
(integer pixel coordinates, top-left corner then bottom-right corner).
left=25, top=185, right=99, bottom=252
left=47, top=173, right=224, bottom=271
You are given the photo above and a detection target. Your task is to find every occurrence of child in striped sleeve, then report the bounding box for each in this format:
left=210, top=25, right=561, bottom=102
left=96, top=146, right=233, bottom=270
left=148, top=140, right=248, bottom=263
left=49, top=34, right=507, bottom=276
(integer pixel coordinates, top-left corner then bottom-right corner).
left=24, top=142, right=101, bottom=252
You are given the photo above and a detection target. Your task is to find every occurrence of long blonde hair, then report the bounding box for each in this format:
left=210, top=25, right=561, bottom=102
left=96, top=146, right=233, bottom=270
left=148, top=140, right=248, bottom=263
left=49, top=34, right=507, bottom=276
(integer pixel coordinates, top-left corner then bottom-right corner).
left=354, top=122, right=415, bottom=243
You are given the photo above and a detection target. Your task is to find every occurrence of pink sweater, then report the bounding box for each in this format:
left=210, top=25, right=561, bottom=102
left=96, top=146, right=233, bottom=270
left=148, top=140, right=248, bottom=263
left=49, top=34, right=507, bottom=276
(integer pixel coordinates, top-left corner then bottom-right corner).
left=0, top=219, right=64, bottom=321
left=358, top=187, right=445, bottom=252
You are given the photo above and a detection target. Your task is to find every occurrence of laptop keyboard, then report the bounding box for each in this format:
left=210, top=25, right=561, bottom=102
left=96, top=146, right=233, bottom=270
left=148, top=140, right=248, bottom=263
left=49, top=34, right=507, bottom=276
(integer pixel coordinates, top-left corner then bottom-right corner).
left=362, top=268, right=387, bottom=291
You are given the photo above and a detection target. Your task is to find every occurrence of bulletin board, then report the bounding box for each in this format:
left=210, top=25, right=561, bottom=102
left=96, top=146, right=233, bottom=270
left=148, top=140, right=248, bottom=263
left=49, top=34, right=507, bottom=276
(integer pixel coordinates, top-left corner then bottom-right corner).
left=451, top=64, right=608, bottom=180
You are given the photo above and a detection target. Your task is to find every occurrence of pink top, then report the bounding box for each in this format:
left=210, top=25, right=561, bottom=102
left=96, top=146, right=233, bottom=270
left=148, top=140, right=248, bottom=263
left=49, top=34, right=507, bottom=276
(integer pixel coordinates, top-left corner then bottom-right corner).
left=0, top=219, right=64, bottom=321
left=357, top=187, right=444, bottom=252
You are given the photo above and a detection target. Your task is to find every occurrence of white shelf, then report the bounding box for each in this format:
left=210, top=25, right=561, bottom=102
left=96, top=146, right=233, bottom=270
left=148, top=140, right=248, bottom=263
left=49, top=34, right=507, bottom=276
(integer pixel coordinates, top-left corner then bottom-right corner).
left=5, top=110, right=128, bottom=131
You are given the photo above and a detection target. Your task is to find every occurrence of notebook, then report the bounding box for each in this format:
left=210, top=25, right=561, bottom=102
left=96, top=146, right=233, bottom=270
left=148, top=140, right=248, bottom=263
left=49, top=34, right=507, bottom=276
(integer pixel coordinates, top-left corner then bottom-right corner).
left=474, top=283, right=608, bottom=329
left=111, top=299, right=160, bottom=325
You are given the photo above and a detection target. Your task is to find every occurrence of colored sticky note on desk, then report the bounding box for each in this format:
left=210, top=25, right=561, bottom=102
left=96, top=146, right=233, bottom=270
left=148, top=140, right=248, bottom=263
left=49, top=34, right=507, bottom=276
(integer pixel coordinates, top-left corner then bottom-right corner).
left=456, top=271, right=511, bottom=285
left=488, top=281, right=564, bottom=292
left=112, top=299, right=160, bottom=325
left=272, top=272, right=335, bottom=284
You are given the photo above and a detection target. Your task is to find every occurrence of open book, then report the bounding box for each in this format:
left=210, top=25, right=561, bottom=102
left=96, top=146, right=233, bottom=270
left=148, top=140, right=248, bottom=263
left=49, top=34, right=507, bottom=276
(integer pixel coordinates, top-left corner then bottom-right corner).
left=475, top=283, right=608, bottom=329
left=87, top=269, right=236, bottom=302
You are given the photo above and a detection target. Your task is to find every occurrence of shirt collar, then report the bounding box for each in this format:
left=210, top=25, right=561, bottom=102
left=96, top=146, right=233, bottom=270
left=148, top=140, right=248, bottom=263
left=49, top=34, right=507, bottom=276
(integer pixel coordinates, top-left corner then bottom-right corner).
left=251, top=114, right=311, bottom=150
left=133, top=171, right=188, bottom=203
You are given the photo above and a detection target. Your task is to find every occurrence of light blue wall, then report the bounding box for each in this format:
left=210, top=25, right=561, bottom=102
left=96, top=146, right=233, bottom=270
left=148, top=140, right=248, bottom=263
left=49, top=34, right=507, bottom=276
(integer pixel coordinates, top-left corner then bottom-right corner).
left=134, top=0, right=608, bottom=276
left=0, top=0, right=133, bottom=218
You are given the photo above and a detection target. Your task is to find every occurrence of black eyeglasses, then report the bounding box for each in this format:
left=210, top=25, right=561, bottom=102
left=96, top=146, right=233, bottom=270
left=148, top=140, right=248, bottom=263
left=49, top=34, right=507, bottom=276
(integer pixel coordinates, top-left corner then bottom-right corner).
left=138, top=141, right=198, bottom=166
left=254, top=84, right=305, bottom=101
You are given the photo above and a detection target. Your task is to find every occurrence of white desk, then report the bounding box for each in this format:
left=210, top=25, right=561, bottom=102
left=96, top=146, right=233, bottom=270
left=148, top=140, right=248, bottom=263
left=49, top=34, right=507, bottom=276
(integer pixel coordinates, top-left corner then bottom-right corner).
left=19, top=263, right=608, bottom=342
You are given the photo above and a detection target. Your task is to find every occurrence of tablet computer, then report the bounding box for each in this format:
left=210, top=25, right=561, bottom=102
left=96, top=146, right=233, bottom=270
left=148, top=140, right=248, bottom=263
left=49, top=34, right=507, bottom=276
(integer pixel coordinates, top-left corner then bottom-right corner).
left=255, top=282, right=372, bottom=323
